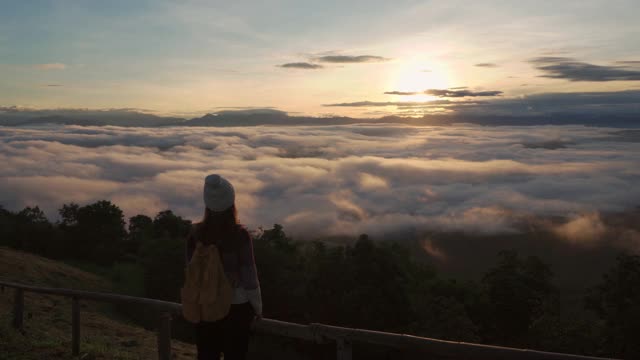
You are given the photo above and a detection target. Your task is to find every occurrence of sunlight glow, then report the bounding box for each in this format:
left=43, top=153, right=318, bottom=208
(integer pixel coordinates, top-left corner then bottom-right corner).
left=387, top=59, right=451, bottom=102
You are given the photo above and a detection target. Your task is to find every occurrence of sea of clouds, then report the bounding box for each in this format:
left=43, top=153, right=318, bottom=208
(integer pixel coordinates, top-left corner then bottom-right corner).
left=1, top=123, right=639, bottom=241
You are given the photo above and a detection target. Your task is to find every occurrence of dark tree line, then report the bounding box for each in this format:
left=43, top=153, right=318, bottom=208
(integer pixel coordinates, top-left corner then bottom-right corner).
left=1, top=202, right=639, bottom=359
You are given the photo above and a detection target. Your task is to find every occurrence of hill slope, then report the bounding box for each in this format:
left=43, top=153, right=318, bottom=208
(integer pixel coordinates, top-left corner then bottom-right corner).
left=0, top=247, right=196, bottom=359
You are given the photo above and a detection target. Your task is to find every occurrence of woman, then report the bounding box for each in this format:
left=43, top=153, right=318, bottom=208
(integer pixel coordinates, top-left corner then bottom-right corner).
left=185, top=174, right=263, bottom=360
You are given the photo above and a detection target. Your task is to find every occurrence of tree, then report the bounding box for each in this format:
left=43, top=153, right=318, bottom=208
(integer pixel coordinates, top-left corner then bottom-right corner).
left=15, top=206, right=54, bottom=255
left=586, top=254, right=640, bottom=358
left=126, top=214, right=154, bottom=257
left=301, top=240, right=348, bottom=324
left=406, top=271, right=480, bottom=342
left=479, top=250, right=556, bottom=346
left=152, top=210, right=191, bottom=239
left=58, top=203, right=80, bottom=226
left=253, top=224, right=306, bottom=321
left=141, top=210, right=191, bottom=301
left=339, top=236, right=414, bottom=331
left=129, top=214, right=153, bottom=238
left=0, top=205, right=12, bottom=247
left=57, top=200, right=126, bottom=264
left=141, top=233, right=184, bottom=302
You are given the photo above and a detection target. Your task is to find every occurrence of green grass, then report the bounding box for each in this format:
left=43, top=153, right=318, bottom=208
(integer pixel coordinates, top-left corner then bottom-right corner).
left=0, top=318, right=140, bottom=360
left=0, top=314, right=71, bottom=360
left=0, top=247, right=196, bottom=359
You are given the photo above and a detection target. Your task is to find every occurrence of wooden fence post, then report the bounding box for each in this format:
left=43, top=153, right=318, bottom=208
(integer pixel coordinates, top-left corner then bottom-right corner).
left=12, top=288, right=24, bottom=330
left=336, top=338, right=352, bottom=360
left=72, top=297, right=80, bottom=356
left=157, top=311, right=172, bottom=360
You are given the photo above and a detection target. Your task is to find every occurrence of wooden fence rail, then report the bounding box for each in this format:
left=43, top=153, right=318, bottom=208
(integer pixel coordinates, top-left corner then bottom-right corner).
left=0, top=280, right=618, bottom=360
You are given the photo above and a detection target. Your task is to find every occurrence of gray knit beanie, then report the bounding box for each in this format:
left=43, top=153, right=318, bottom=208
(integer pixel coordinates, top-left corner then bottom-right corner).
left=203, top=174, right=235, bottom=212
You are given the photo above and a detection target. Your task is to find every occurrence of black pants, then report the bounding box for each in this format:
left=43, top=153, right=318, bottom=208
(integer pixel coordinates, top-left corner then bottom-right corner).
left=196, top=302, right=255, bottom=360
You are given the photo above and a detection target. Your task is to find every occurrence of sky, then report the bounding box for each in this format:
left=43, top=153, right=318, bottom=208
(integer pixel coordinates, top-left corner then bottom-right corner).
left=2, top=0, right=640, bottom=117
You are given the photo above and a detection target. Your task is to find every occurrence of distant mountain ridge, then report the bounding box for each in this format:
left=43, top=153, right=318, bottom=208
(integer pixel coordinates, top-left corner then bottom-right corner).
left=0, top=109, right=186, bottom=127
left=1, top=108, right=638, bottom=128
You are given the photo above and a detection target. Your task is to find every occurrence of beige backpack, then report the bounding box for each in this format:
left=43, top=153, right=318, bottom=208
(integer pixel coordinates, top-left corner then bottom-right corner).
left=181, top=242, right=233, bottom=323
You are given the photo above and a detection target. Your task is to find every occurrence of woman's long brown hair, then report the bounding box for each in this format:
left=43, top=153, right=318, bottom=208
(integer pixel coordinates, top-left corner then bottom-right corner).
left=193, top=204, right=239, bottom=251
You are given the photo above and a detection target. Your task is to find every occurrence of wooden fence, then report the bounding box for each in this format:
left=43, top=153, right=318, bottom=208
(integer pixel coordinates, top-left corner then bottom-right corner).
left=0, top=280, right=618, bottom=360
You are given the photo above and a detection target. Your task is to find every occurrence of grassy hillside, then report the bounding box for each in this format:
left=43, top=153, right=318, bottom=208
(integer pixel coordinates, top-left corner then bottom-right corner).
left=0, top=247, right=196, bottom=360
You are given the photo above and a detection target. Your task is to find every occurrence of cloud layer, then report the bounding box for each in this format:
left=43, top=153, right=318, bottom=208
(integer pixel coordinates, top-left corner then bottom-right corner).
left=277, top=54, right=390, bottom=70
left=1, top=124, right=639, bottom=241
left=425, top=89, right=503, bottom=97
left=313, top=55, right=389, bottom=63
left=530, top=57, right=640, bottom=82
left=384, top=89, right=503, bottom=97
left=278, top=62, right=324, bottom=69
left=323, top=90, right=640, bottom=123
left=474, top=63, right=498, bottom=68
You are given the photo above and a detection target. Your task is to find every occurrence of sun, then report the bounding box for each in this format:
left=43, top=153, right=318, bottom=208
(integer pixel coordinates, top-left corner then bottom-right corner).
left=387, top=59, right=450, bottom=102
